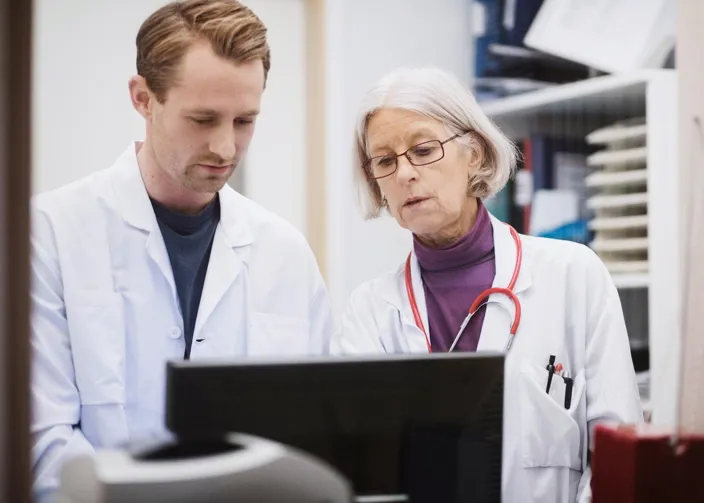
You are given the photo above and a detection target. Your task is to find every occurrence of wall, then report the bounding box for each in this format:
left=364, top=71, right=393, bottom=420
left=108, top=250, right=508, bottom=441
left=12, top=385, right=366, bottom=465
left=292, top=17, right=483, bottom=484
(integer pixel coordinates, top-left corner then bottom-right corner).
left=323, top=0, right=473, bottom=319
left=676, top=0, right=704, bottom=433
left=32, top=0, right=308, bottom=235
left=241, top=0, right=307, bottom=235
left=32, top=0, right=157, bottom=194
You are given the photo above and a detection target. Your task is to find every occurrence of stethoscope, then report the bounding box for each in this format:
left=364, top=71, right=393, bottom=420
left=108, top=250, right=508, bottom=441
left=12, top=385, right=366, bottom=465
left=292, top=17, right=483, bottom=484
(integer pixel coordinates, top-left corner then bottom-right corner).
left=404, top=225, right=523, bottom=353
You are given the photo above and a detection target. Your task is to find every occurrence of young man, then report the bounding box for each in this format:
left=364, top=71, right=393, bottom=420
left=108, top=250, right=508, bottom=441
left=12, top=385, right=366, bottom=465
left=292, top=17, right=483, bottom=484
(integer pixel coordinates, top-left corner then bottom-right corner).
left=30, top=1, right=333, bottom=500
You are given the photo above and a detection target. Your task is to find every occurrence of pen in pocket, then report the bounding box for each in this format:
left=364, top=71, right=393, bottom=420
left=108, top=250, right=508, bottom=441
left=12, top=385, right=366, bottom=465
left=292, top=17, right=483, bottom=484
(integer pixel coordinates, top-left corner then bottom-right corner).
left=563, top=373, right=573, bottom=409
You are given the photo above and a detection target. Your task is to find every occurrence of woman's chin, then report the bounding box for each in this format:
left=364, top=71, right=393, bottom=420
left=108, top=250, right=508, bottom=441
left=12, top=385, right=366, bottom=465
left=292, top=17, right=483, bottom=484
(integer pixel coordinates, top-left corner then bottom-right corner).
left=402, top=216, right=443, bottom=238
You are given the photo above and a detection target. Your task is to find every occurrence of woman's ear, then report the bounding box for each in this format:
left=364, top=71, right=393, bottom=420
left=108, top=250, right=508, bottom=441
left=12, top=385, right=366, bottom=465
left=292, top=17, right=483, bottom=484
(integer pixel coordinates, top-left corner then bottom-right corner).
left=467, top=132, right=487, bottom=170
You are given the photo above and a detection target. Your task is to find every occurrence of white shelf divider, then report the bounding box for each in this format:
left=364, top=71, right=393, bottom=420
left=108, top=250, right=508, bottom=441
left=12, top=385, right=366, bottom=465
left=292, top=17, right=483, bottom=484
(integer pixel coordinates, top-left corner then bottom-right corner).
left=482, top=70, right=665, bottom=118
left=612, top=273, right=651, bottom=289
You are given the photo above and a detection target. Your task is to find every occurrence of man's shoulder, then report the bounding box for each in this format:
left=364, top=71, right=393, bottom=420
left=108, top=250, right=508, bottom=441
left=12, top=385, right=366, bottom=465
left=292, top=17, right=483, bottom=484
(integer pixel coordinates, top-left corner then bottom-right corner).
left=32, top=169, right=111, bottom=217
left=223, top=188, right=310, bottom=250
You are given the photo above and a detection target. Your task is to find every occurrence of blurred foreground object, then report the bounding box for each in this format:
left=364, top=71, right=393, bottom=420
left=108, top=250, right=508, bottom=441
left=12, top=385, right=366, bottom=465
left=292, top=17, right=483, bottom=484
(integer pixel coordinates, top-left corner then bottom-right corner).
left=56, top=433, right=353, bottom=503
left=592, top=425, right=704, bottom=502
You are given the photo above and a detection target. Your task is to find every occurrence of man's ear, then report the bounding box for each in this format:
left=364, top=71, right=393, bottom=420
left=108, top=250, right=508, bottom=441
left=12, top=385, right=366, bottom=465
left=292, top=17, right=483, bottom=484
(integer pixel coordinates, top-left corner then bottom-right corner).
left=128, top=75, right=154, bottom=120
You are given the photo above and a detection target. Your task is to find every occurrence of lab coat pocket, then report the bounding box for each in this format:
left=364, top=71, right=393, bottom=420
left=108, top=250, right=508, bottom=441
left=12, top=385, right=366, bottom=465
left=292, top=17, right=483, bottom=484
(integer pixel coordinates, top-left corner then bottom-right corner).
left=248, top=312, right=311, bottom=356
left=519, top=360, right=585, bottom=470
left=67, top=291, right=126, bottom=406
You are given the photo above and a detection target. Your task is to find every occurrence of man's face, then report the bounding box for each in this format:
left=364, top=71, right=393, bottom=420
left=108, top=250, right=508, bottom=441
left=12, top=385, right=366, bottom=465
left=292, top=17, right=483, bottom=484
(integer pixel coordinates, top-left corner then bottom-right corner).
left=143, top=42, right=264, bottom=197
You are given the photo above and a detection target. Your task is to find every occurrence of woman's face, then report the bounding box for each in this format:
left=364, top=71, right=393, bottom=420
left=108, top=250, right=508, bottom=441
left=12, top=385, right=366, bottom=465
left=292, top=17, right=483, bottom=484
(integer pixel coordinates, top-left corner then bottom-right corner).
left=366, top=108, right=478, bottom=244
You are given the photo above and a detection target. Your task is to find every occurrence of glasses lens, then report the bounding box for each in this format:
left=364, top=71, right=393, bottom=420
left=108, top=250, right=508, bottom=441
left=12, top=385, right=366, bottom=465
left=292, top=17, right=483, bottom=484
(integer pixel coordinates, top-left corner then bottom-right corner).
left=369, top=155, right=397, bottom=179
left=407, top=140, right=443, bottom=166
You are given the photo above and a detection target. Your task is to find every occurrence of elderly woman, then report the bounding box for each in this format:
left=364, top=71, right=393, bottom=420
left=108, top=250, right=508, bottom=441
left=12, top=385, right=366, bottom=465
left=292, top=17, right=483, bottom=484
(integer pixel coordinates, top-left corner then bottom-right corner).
left=331, top=68, right=642, bottom=503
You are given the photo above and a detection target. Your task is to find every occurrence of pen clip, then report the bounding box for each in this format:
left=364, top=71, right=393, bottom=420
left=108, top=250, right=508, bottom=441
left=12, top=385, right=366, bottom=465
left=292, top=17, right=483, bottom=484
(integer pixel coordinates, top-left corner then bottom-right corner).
left=545, top=354, right=556, bottom=394
left=545, top=355, right=556, bottom=371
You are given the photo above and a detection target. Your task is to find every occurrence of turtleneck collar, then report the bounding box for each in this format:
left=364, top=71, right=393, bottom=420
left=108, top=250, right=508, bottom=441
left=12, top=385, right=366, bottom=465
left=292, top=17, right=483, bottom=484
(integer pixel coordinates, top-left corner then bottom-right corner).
left=413, top=200, right=494, bottom=273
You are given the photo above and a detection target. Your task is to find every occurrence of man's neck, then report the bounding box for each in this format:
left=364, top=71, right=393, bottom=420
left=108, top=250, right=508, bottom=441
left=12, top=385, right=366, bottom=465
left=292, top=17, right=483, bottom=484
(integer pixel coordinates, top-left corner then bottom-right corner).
left=136, top=141, right=214, bottom=215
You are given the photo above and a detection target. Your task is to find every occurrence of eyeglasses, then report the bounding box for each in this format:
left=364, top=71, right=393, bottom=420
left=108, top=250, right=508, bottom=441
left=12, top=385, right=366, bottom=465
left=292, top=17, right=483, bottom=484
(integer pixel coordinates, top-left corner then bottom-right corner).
left=364, top=134, right=464, bottom=180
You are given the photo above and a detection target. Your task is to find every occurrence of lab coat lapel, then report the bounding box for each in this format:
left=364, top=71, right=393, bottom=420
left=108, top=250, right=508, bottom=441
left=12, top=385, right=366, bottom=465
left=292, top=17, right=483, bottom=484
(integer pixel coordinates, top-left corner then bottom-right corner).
left=145, top=233, right=179, bottom=305
left=193, top=187, right=253, bottom=340
left=108, top=144, right=179, bottom=307
left=477, top=216, right=532, bottom=352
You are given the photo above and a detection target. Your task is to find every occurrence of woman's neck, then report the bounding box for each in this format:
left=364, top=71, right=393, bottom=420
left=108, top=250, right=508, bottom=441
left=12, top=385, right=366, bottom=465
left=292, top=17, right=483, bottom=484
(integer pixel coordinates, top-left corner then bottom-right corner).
left=413, top=198, right=494, bottom=273
left=416, top=197, right=479, bottom=249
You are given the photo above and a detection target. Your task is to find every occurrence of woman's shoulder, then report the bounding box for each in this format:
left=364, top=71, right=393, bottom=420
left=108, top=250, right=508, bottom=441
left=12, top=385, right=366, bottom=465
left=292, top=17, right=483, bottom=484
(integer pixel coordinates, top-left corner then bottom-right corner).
left=520, top=233, right=612, bottom=283
left=522, top=233, right=599, bottom=261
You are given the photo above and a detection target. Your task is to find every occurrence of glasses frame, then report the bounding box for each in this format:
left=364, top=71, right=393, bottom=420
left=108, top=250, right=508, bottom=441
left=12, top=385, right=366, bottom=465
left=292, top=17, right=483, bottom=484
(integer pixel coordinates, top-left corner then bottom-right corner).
left=364, top=133, right=464, bottom=180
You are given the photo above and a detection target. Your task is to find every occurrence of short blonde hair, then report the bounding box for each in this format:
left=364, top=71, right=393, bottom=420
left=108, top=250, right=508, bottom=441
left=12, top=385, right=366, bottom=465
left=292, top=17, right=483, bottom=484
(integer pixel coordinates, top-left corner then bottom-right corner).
left=354, top=67, right=518, bottom=219
left=136, top=0, right=271, bottom=103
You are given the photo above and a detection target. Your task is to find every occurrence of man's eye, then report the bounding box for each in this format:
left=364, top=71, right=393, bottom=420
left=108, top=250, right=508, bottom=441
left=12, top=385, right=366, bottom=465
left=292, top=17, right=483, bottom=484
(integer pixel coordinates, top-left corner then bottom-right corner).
left=191, top=117, right=213, bottom=125
left=235, top=118, right=254, bottom=126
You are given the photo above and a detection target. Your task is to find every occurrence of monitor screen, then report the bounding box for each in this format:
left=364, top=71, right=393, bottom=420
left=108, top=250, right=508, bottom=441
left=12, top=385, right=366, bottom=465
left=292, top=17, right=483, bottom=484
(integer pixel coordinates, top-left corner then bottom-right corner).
left=165, top=352, right=504, bottom=502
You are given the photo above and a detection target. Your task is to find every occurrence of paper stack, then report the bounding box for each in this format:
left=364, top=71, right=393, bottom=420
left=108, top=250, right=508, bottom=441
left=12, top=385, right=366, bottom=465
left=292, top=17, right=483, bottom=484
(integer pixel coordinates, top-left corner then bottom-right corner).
left=585, top=118, right=649, bottom=275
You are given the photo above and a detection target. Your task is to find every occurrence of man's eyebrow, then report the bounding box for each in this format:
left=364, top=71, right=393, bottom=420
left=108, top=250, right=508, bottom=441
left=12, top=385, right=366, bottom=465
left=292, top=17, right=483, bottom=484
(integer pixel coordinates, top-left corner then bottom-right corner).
left=183, top=109, right=260, bottom=117
left=184, top=108, right=219, bottom=116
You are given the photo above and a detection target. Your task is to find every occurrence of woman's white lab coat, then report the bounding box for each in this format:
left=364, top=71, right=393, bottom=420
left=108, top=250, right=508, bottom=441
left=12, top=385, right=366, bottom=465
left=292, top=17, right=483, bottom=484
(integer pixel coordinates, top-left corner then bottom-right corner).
left=331, top=216, right=643, bottom=503
left=30, top=144, right=333, bottom=502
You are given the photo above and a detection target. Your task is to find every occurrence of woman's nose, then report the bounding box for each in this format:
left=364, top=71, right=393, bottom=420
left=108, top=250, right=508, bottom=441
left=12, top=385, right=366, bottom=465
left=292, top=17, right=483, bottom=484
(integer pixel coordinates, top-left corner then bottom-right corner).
left=395, top=155, right=419, bottom=183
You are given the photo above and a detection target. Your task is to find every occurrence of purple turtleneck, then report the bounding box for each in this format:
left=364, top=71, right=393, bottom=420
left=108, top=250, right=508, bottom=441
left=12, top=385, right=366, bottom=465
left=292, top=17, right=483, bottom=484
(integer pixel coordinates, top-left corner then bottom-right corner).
left=413, top=201, right=496, bottom=352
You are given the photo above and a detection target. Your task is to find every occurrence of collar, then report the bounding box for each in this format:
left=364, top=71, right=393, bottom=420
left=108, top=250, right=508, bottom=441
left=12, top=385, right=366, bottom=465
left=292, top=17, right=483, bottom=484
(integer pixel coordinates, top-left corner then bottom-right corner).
left=413, top=199, right=494, bottom=272
left=388, top=214, right=533, bottom=315
left=106, top=143, right=254, bottom=250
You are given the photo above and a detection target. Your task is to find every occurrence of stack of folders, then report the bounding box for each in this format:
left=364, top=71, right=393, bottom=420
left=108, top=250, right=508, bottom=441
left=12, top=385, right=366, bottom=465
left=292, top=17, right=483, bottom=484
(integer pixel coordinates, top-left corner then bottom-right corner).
left=471, top=0, right=589, bottom=102
left=584, top=118, right=649, bottom=275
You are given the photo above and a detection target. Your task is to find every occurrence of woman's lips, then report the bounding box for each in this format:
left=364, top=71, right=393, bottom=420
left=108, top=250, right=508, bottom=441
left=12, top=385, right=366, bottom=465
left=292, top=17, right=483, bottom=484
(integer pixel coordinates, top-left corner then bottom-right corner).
left=404, top=197, right=429, bottom=207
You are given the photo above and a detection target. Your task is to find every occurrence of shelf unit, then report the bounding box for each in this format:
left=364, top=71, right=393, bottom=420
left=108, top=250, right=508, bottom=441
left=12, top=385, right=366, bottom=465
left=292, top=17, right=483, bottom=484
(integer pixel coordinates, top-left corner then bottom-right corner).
left=481, top=70, right=679, bottom=424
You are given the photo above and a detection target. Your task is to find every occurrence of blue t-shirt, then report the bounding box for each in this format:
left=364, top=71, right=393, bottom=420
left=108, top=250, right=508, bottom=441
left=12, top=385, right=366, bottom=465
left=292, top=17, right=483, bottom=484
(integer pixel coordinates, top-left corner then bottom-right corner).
left=151, top=195, right=220, bottom=359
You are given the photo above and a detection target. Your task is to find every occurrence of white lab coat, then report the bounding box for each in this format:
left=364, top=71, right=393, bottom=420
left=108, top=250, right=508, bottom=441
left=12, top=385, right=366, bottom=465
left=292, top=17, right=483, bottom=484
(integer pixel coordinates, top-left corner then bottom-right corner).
left=332, top=215, right=643, bottom=503
left=30, top=144, right=333, bottom=502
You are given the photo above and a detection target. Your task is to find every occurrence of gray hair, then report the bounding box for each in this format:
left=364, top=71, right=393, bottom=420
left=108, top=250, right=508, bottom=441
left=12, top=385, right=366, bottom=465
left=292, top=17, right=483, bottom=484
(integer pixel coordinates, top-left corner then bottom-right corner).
left=353, top=67, right=518, bottom=219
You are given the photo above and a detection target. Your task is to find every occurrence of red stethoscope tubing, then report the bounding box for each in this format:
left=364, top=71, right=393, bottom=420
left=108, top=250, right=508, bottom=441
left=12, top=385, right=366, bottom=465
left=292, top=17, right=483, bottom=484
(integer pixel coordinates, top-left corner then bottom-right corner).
left=404, top=225, right=523, bottom=353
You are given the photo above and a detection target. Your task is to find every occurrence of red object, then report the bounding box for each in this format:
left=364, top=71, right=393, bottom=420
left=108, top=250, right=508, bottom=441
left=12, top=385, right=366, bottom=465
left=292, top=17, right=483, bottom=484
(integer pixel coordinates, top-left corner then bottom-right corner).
left=404, top=226, right=523, bottom=352
left=592, top=423, right=704, bottom=502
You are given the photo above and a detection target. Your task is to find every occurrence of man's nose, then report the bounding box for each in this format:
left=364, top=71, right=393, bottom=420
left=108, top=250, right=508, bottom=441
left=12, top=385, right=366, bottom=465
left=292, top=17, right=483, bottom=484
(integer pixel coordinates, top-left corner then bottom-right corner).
left=210, top=127, right=236, bottom=162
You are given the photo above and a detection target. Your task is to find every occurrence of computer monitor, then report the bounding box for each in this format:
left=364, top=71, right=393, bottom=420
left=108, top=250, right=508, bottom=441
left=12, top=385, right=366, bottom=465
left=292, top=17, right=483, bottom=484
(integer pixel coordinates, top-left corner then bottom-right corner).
left=165, top=352, right=504, bottom=503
